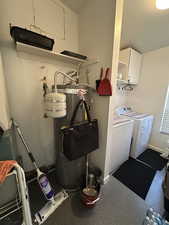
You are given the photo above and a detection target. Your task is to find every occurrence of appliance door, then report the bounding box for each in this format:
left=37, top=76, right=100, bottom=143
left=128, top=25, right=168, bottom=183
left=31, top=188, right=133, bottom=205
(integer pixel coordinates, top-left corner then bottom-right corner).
left=108, top=120, right=134, bottom=174
left=130, top=116, right=154, bottom=158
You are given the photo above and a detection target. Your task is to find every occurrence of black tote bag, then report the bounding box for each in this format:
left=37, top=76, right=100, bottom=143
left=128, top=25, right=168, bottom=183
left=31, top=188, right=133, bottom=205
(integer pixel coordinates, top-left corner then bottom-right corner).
left=61, top=99, right=99, bottom=161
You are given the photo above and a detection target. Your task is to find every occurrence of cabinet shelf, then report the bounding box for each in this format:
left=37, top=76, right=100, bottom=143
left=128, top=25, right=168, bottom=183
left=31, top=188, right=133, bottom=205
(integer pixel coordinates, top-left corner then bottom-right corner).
left=15, top=42, right=99, bottom=66
left=119, top=61, right=127, bottom=67
left=116, top=79, right=128, bottom=84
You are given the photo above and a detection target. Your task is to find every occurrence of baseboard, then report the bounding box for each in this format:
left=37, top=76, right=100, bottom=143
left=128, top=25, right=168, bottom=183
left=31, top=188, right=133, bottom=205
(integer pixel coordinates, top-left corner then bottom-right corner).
left=102, top=174, right=110, bottom=184
left=148, top=144, right=165, bottom=153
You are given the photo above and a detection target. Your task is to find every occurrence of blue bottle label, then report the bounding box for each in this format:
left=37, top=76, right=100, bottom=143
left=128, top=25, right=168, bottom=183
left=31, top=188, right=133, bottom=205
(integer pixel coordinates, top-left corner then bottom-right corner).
left=39, top=175, right=54, bottom=199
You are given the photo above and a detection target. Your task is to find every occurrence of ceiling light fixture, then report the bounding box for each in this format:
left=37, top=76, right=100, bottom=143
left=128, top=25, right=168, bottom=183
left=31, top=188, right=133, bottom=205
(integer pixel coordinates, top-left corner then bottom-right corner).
left=156, top=0, right=169, bottom=9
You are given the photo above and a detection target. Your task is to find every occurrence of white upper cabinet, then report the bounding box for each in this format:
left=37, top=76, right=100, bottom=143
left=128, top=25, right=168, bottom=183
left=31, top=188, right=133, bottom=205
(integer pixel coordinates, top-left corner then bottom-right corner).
left=118, top=48, right=142, bottom=84
left=34, top=0, right=65, bottom=40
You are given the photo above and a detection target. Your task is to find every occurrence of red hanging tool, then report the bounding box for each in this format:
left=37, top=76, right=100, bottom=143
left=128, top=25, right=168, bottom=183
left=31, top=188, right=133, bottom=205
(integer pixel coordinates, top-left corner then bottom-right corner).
left=96, top=67, right=104, bottom=93
left=98, top=67, right=112, bottom=96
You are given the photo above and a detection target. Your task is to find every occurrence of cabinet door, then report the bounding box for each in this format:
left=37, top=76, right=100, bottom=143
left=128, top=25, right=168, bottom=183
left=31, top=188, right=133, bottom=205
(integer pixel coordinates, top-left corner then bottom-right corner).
left=119, top=48, right=142, bottom=84
left=34, top=0, right=65, bottom=40
left=128, top=49, right=142, bottom=84
left=119, top=48, right=130, bottom=81
left=119, top=48, right=130, bottom=65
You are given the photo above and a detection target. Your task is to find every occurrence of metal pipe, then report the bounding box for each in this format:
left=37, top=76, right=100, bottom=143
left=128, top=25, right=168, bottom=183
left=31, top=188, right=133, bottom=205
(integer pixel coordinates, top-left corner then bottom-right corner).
left=54, top=70, right=77, bottom=91
left=86, top=154, right=89, bottom=188
left=12, top=120, right=39, bottom=170
left=14, top=163, right=33, bottom=225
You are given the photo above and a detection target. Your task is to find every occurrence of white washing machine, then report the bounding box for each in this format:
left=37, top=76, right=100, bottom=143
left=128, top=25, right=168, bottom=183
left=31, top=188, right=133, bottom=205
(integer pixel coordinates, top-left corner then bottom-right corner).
left=106, top=117, right=134, bottom=175
left=115, top=107, right=154, bottom=158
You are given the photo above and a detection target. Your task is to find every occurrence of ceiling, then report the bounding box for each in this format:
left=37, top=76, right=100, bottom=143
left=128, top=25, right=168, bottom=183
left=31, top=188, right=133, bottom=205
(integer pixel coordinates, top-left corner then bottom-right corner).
left=121, top=0, right=169, bottom=53
left=60, top=0, right=85, bottom=13
left=61, top=0, right=169, bottom=53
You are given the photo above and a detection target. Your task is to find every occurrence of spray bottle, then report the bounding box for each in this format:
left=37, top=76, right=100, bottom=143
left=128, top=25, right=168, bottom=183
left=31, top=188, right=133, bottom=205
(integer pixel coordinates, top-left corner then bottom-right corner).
left=36, top=168, right=55, bottom=201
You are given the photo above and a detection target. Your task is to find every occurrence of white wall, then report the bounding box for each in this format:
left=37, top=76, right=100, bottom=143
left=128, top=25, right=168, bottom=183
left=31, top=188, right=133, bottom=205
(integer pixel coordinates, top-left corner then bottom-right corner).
left=79, top=0, right=116, bottom=178
left=0, top=0, right=79, bottom=171
left=0, top=53, right=10, bottom=131
left=0, top=0, right=124, bottom=177
left=127, top=46, right=169, bottom=151
left=104, top=0, right=124, bottom=179
left=79, top=0, right=124, bottom=179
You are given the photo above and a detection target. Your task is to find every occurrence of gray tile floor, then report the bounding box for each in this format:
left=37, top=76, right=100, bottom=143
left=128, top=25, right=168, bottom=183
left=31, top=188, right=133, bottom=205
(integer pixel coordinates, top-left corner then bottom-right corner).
left=145, top=168, right=165, bottom=214
left=0, top=168, right=167, bottom=225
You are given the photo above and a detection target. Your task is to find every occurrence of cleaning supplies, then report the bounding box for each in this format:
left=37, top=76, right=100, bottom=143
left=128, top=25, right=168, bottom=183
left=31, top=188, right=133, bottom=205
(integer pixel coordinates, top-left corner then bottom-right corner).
left=12, top=120, right=55, bottom=201
left=37, top=169, right=55, bottom=201
left=12, top=119, right=69, bottom=224
left=97, top=68, right=112, bottom=96
left=81, top=155, right=100, bottom=208
left=34, top=190, right=68, bottom=224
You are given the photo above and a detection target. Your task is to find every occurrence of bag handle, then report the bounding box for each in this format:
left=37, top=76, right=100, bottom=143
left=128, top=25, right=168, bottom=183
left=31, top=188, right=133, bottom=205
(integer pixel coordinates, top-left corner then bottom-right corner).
left=70, top=99, right=91, bottom=126
left=105, top=68, right=111, bottom=80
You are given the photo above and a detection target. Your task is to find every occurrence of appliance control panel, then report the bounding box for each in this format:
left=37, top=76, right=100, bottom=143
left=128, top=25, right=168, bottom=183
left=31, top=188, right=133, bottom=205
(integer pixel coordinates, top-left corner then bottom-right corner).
left=115, top=107, right=132, bottom=115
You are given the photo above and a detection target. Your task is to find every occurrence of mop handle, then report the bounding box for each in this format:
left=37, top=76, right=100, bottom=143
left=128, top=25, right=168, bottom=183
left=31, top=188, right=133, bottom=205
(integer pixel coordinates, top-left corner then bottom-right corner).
left=12, top=120, right=39, bottom=170
left=86, top=154, right=89, bottom=188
